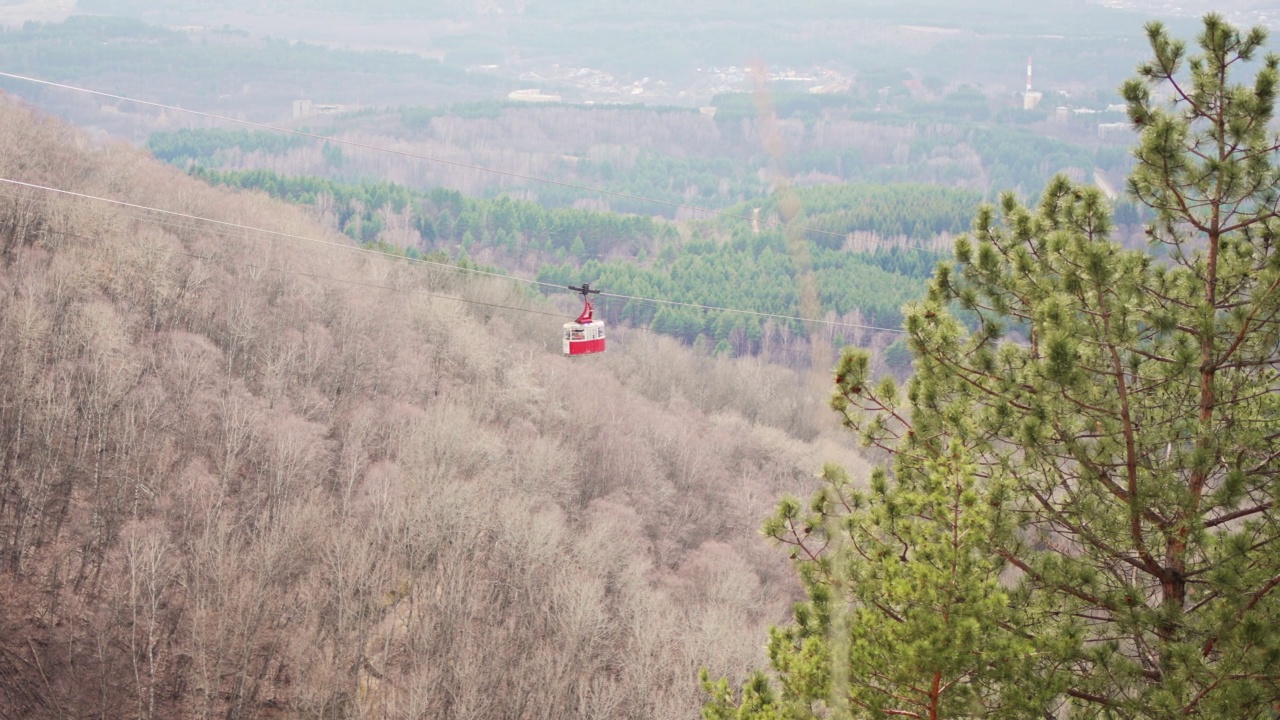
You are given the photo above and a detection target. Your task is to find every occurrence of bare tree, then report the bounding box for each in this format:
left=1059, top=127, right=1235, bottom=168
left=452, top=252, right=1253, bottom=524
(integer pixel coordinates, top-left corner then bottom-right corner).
left=119, top=520, right=176, bottom=720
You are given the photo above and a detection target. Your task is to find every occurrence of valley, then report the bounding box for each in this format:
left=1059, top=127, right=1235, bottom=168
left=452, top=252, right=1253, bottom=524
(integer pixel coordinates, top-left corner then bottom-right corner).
left=0, top=5, right=1277, bottom=720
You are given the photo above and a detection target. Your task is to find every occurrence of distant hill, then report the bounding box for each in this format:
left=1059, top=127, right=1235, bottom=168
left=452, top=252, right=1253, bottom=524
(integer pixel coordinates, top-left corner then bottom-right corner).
left=55, top=1, right=1197, bottom=88
left=0, top=96, right=864, bottom=719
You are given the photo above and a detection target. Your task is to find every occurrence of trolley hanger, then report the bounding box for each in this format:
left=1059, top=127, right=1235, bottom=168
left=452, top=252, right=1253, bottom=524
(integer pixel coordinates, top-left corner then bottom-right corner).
left=568, top=283, right=601, bottom=325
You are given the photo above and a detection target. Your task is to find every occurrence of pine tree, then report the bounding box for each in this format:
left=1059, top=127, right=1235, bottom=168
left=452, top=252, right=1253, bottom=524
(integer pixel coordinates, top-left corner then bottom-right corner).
left=708, top=14, right=1280, bottom=719
left=703, top=446, right=1058, bottom=719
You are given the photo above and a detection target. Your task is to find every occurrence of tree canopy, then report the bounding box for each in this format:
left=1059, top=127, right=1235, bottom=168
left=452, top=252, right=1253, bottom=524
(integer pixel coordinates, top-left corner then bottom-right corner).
left=707, top=14, right=1280, bottom=719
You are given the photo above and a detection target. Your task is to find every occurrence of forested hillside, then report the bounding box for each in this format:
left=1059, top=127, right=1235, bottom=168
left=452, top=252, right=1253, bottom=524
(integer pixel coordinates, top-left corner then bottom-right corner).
left=0, top=16, right=502, bottom=120
left=70, top=0, right=1186, bottom=87
left=0, top=97, right=863, bottom=719
left=175, top=167, right=944, bottom=356
left=141, top=104, right=1129, bottom=208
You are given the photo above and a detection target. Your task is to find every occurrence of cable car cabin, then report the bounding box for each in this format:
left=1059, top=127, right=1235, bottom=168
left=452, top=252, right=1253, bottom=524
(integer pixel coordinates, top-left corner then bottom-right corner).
left=563, top=319, right=606, bottom=356
left=563, top=283, right=606, bottom=356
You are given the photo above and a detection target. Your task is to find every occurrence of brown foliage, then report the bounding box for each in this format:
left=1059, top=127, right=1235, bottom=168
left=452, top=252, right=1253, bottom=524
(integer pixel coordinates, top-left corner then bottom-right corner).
left=0, top=97, right=857, bottom=719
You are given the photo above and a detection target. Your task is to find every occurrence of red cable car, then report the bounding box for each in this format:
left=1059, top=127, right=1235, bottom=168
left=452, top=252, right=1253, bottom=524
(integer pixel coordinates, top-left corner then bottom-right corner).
left=563, top=283, right=606, bottom=356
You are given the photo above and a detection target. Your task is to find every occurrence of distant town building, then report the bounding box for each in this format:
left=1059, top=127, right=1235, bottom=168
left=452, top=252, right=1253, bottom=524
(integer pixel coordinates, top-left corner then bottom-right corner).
left=508, top=89, right=562, bottom=103
left=808, top=81, right=850, bottom=94
left=1098, top=122, right=1132, bottom=139
left=292, top=100, right=350, bottom=118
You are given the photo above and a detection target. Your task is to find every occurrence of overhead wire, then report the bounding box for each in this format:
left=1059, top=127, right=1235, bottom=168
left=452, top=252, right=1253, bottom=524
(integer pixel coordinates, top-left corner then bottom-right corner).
left=0, top=176, right=563, bottom=288
left=0, top=176, right=909, bottom=334
left=0, top=70, right=949, bottom=257
left=16, top=208, right=574, bottom=320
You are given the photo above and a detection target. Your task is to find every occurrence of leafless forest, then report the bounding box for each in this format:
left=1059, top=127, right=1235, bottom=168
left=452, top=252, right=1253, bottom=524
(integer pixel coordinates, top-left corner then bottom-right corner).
left=0, top=96, right=865, bottom=719
left=137, top=106, right=998, bottom=199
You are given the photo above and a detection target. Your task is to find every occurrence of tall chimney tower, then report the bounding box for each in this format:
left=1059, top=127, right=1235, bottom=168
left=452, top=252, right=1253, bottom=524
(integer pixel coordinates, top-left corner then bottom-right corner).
left=1023, top=56, right=1042, bottom=110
